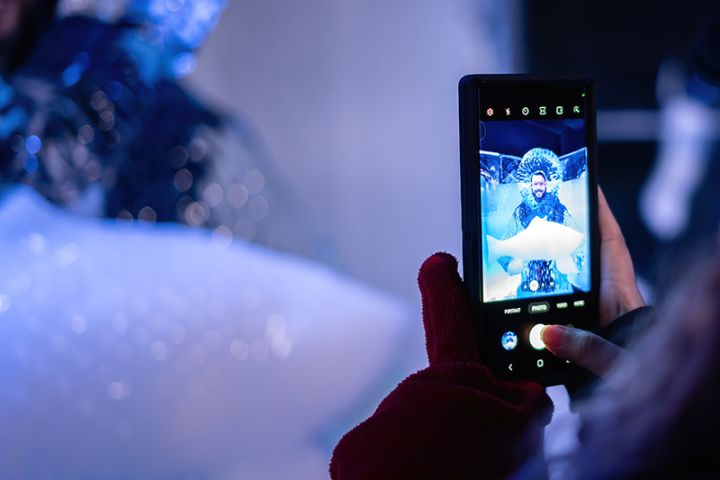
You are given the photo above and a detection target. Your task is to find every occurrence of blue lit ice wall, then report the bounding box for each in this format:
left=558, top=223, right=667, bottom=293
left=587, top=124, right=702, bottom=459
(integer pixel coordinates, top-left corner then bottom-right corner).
left=479, top=119, right=591, bottom=302
left=0, top=186, right=412, bottom=479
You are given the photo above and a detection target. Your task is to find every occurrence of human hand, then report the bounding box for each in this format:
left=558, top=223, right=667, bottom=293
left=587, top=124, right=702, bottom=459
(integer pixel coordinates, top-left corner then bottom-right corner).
left=595, top=187, right=646, bottom=326
left=541, top=187, right=646, bottom=377
left=541, top=323, right=629, bottom=377
left=418, top=252, right=480, bottom=364
left=330, top=253, right=551, bottom=480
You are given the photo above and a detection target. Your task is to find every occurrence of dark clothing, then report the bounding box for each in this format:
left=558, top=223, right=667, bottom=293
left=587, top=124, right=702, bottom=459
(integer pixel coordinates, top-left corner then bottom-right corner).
left=512, top=195, right=569, bottom=230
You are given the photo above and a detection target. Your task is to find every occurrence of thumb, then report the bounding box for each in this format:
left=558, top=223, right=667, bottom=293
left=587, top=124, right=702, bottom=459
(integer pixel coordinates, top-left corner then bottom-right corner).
left=541, top=324, right=625, bottom=378
left=418, top=253, right=479, bottom=364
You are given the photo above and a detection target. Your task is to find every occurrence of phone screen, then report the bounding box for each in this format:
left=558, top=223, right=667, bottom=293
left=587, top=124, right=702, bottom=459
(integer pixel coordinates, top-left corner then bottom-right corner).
left=478, top=87, right=591, bottom=304
left=460, top=77, right=599, bottom=384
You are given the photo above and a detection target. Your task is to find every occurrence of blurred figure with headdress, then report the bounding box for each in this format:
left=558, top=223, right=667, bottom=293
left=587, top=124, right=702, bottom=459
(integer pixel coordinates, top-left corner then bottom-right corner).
left=0, top=0, right=316, bottom=255
left=0, top=0, right=218, bottom=219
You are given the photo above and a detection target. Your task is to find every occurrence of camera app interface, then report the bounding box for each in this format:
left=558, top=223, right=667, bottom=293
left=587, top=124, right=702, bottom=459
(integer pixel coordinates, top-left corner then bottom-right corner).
left=478, top=87, right=591, bottom=304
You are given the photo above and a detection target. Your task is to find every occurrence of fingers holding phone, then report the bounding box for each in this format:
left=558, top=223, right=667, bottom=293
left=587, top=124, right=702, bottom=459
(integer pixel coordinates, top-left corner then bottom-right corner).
left=541, top=324, right=629, bottom=378
left=597, top=188, right=646, bottom=326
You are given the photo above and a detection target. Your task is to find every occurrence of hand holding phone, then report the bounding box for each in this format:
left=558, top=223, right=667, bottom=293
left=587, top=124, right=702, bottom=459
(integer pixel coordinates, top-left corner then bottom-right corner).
left=459, top=75, right=601, bottom=385
left=542, top=188, right=646, bottom=377
left=595, top=188, right=646, bottom=328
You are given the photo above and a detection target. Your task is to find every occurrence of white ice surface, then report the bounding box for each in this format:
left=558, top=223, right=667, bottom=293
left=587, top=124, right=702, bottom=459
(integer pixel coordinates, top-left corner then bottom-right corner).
left=0, top=187, right=414, bottom=479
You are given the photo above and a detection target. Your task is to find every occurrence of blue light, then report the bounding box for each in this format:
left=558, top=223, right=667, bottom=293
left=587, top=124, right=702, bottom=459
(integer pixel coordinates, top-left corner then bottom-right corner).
left=24, top=155, right=39, bottom=174
left=62, top=52, right=91, bottom=87
left=171, top=52, right=196, bottom=78
left=62, top=65, right=83, bottom=87
left=128, top=0, right=226, bottom=48
left=106, top=81, right=124, bottom=101
left=25, top=135, right=42, bottom=154
left=0, top=77, right=13, bottom=109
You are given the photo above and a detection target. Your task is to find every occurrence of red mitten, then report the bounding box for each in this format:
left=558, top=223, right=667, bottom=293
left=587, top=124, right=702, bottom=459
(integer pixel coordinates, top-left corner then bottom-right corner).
left=330, top=253, right=552, bottom=479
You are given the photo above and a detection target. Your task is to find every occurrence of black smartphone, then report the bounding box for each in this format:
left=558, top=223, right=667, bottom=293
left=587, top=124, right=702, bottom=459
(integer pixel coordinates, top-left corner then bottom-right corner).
left=459, top=75, right=600, bottom=385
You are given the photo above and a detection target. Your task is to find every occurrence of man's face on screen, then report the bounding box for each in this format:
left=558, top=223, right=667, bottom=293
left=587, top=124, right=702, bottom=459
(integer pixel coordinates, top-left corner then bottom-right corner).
left=531, top=173, right=547, bottom=200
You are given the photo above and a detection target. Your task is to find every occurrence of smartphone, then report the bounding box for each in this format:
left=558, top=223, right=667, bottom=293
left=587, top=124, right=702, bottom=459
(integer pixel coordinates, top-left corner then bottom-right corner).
left=459, top=75, right=600, bottom=385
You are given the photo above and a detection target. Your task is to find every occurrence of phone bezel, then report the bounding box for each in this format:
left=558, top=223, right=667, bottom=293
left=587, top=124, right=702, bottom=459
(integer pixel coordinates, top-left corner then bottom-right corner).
left=459, top=74, right=601, bottom=385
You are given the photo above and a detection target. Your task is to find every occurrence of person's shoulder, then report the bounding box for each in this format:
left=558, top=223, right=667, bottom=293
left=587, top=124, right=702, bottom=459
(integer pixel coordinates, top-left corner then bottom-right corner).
left=511, top=205, right=525, bottom=221
left=553, top=195, right=568, bottom=210
left=513, top=202, right=527, bottom=214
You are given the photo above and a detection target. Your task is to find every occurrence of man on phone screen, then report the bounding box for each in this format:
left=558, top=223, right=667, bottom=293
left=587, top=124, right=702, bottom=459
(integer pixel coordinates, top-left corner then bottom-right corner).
left=503, top=148, right=580, bottom=297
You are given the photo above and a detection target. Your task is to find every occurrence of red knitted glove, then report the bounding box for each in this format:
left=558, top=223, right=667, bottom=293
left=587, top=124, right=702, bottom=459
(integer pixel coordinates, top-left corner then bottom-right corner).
left=330, top=253, right=552, bottom=479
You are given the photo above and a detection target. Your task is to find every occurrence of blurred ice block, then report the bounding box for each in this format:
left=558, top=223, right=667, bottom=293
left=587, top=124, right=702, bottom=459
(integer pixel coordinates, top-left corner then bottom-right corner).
left=0, top=186, right=415, bottom=479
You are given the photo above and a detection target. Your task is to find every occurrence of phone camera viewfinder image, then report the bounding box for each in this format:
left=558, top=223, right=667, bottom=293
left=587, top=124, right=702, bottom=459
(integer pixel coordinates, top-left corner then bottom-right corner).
left=480, top=120, right=591, bottom=303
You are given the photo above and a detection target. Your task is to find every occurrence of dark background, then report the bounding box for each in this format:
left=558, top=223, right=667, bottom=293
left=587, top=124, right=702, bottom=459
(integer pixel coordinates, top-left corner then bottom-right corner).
left=524, top=0, right=720, bottom=292
left=482, top=119, right=585, bottom=157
